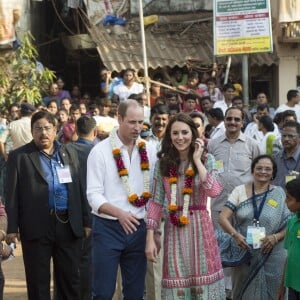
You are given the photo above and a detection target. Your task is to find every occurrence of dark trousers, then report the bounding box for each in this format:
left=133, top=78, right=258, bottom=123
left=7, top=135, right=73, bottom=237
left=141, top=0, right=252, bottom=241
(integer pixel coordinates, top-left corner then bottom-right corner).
left=80, top=235, right=92, bottom=300
left=92, top=216, right=147, bottom=300
left=21, top=214, right=82, bottom=300
left=0, top=264, right=4, bottom=300
left=289, top=288, right=300, bottom=300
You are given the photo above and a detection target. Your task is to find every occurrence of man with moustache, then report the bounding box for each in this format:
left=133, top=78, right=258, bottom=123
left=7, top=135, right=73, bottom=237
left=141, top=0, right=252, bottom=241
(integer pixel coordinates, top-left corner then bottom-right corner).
left=273, top=121, right=300, bottom=188
left=208, top=107, right=261, bottom=299
left=5, top=111, right=90, bottom=300
left=147, top=104, right=170, bottom=152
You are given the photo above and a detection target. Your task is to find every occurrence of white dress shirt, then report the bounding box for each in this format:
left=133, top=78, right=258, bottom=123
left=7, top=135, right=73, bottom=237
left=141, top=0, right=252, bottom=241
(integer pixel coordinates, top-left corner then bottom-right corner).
left=87, top=130, right=157, bottom=220
left=209, top=121, right=225, bottom=140
left=213, top=100, right=232, bottom=115
left=113, top=82, right=144, bottom=102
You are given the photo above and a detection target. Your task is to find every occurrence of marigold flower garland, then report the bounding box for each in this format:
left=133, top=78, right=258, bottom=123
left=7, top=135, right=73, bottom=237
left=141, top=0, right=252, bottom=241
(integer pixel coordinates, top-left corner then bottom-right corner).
left=167, top=163, right=194, bottom=226
left=110, top=129, right=151, bottom=207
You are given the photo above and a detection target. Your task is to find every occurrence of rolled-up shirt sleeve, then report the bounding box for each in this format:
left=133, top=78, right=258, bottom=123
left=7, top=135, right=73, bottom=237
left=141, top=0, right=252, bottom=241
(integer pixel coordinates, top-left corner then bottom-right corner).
left=86, top=145, right=108, bottom=214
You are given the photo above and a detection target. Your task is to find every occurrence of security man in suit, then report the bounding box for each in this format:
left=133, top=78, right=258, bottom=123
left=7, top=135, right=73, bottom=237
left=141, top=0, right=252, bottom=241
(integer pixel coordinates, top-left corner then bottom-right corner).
left=5, top=110, right=91, bottom=300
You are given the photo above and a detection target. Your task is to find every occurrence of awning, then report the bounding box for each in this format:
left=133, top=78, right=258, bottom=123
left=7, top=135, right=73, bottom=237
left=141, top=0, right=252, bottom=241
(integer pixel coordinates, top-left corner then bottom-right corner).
left=87, top=14, right=278, bottom=72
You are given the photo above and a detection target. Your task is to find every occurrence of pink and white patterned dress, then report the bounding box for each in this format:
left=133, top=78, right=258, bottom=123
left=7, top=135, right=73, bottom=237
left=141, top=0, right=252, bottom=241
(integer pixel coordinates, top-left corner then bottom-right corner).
left=147, top=154, right=225, bottom=300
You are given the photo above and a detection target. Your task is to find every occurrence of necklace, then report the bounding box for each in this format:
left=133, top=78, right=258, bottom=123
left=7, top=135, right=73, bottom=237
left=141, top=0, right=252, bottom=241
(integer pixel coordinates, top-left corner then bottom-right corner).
left=110, top=128, right=151, bottom=207
left=167, top=163, right=194, bottom=226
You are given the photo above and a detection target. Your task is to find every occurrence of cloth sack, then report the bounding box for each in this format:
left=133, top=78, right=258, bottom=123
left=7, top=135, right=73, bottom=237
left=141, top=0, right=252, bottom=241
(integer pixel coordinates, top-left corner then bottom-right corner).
left=215, top=228, right=252, bottom=267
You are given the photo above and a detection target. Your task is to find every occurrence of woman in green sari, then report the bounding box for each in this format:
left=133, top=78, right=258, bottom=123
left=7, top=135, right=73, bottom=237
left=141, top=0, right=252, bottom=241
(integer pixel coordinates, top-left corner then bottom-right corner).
left=219, top=154, right=291, bottom=299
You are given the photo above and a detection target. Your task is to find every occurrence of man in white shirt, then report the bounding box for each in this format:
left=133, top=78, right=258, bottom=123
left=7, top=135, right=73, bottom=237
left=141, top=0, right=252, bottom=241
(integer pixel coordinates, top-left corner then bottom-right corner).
left=207, top=108, right=225, bottom=140
left=275, top=89, right=300, bottom=122
left=213, top=83, right=235, bottom=115
left=245, top=104, right=280, bottom=143
left=87, top=100, right=157, bottom=300
left=145, top=103, right=170, bottom=300
left=9, top=103, right=36, bottom=150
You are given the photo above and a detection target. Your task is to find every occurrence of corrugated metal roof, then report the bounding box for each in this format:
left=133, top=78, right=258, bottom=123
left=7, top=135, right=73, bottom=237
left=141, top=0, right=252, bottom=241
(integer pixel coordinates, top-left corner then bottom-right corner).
left=88, top=17, right=278, bottom=72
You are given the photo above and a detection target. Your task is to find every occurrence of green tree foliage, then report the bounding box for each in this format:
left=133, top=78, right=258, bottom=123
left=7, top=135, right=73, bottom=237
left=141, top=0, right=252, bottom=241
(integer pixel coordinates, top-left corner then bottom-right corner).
left=0, top=32, right=55, bottom=108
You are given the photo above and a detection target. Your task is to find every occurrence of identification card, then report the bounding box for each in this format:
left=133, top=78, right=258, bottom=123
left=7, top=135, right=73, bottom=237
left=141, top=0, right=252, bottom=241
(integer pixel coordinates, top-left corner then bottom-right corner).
left=286, top=175, right=297, bottom=184
left=56, top=165, right=72, bottom=184
left=246, top=226, right=266, bottom=249
left=215, top=160, right=224, bottom=173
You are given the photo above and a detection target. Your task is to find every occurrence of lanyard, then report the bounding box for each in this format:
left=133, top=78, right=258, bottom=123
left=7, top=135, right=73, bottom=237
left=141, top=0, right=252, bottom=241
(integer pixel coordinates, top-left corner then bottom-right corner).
left=252, top=183, right=269, bottom=226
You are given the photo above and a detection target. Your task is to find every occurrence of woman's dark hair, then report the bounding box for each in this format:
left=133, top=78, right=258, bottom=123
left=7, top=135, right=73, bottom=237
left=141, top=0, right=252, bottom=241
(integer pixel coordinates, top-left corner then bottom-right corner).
left=286, top=177, right=300, bottom=201
left=158, top=113, right=199, bottom=176
left=46, top=100, right=58, bottom=108
left=251, top=154, right=277, bottom=179
left=31, top=111, right=57, bottom=129
left=259, top=115, right=274, bottom=132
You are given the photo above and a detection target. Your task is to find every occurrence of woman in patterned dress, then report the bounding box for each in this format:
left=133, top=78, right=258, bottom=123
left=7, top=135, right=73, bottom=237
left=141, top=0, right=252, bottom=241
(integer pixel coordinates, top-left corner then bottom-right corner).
left=146, top=113, right=225, bottom=300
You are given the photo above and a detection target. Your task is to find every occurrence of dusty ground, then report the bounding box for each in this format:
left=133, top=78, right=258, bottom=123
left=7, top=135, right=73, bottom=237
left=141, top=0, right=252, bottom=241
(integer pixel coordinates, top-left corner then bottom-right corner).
left=2, top=244, right=28, bottom=299
left=2, top=245, right=54, bottom=299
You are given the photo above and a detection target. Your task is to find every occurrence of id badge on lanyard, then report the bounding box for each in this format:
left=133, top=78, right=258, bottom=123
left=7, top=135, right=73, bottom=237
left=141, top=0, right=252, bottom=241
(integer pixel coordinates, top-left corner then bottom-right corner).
left=56, top=165, right=73, bottom=184
left=246, top=184, right=269, bottom=249
left=246, top=225, right=266, bottom=249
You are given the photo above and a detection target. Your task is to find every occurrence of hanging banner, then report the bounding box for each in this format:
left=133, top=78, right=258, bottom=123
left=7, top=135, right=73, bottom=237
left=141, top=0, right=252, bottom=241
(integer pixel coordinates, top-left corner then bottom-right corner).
left=214, top=0, right=273, bottom=55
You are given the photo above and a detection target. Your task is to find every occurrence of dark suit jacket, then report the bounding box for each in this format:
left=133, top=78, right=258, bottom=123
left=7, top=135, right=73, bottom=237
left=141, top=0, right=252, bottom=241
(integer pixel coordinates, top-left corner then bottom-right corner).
left=5, top=141, right=90, bottom=240
left=67, top=140, right=94, bottom=218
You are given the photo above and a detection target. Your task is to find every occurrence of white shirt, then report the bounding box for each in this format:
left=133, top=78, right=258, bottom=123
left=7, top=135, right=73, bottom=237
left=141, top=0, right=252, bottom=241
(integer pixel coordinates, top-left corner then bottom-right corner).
left=260, top=132, right=276, bottom=154
left=9, top=117, right=32, bottom=150
left=93, top=115, right=119, bottom=144
left=213, top=100, right=232, bottom=116
left=210, top=121, right=225, bottom=140
left=275, top=103, right=300, bottom=122
left=86, top=130, right=157, bottom=220
left=143, top=106, right=151, bottom=123
left=113, top=82, right=144, bottom=102
left=244, top=122, right=280, bottom=144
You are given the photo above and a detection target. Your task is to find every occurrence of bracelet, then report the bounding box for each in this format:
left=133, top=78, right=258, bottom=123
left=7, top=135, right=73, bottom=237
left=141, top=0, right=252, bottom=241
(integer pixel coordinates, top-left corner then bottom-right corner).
left=230, top=231, right=237, bottom=238
left=273, top=234, right=278, bottom=244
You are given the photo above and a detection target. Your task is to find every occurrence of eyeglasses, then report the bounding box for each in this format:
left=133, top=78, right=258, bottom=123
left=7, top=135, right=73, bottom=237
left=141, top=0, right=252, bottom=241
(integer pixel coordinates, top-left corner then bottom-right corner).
left=225, top=117, right=242, bottom=122
left=282, top=133, right=299, bottom=138
left=254, top=166, right=273, bottom=173
left=33, top=126, right=54, bottom=133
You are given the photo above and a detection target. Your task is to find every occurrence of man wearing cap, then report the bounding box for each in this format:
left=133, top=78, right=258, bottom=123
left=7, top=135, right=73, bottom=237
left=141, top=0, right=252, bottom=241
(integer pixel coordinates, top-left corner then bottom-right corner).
left=9, top=102, right=36, bottom=150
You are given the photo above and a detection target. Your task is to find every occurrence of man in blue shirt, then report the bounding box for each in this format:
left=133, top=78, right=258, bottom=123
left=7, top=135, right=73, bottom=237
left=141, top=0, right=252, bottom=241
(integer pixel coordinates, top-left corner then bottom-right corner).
left=5, top=110, right=91, bottom=300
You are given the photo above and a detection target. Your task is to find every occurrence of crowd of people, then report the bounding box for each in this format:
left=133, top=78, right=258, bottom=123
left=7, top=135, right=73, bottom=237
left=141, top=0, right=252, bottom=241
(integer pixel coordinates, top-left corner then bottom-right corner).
left=0, top=65, right=299, bottom=300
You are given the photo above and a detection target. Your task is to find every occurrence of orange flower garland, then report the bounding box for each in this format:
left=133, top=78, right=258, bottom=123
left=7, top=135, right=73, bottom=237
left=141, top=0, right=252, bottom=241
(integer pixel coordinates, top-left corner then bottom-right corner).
left=168, top=164, right=194, bottom=226
left=111, top=129, right=151, bottom=207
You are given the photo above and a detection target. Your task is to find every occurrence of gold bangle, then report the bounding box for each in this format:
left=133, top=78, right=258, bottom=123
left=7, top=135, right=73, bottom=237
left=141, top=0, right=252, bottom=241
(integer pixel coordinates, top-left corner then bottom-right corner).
left=231, top=231, right=237, bottom=238
left=273, top=234, right=278, bottom=244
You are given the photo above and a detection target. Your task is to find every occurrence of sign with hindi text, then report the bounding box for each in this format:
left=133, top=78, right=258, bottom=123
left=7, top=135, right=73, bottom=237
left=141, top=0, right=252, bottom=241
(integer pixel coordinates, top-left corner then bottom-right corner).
left=214, top=0, right=273, bottom=55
